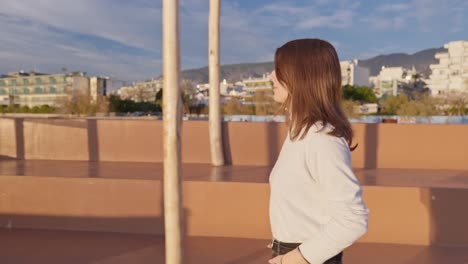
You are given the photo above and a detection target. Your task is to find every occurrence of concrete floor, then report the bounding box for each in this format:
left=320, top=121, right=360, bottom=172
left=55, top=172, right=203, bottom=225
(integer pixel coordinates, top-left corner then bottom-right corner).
left=1, top=229, right=467, bottom=264
left=1, top=160, right=468, bottom=263
left=1, top=160, right=468, bottom=189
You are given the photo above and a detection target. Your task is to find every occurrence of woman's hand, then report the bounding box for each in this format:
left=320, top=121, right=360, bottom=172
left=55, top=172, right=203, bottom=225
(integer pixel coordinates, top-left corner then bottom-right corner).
left=268, top=249, right=308, bottom=264
left=268, top=255, right=283, bottom=264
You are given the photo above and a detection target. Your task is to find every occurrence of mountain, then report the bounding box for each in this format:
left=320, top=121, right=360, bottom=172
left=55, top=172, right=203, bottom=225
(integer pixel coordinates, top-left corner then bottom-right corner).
left=180, top=61, right=274, bottom=84
left=179, top=47, right=446, bottom=83
left=358, top=47, right=446, bottom=77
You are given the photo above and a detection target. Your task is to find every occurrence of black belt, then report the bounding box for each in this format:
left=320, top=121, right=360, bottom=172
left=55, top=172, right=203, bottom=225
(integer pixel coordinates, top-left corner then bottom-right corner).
left=272, top=239, right=301, bottom=250
left=272, top=239, right=343, bottom=263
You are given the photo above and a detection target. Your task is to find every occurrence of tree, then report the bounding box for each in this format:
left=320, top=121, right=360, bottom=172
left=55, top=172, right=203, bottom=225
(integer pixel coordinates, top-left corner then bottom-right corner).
left=380, top=94, right=409, bottom=115
left=222, top=97, right=254, bottom=115
left=342, top=85, right=378, bottom=103
left=342, top=99, right=359, bottom=119
left=396, top=95, right=439, bottom=123
left=180, top=79, right=198, bottom=114
left=39, top=105, right=52, bottom=113
left=381, top=93, right=439, bottom=121
left=31, top=106, right=41, bottom=113
left=442, top=90, right=468, bottom=116
left=109, top=93, right=161, bottom=114
left=134, top=86, right=154, bottom=102
left=252, top=90, right=281, bottom=115
left=54, top=89, right=109, bottom=116
left=414, top=95, right=439, bottom=118
left=6, top=105, right=17, bottom=113
left=19, top=105, right=30, bottom=113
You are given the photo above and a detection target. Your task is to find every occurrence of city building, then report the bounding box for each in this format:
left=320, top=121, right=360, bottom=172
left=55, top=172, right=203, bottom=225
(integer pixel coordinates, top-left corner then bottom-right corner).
left=90, top=77, right=109, bottom=103
left=0, top=71, right=105, bottom=107
left=354, top=103, right=379, bottom=114
left=371, top=66, right=418, bottom=98
left=369, top=76, right=379, bottom=89
left=196, top=83, right=210, bottom=93
left=340, top=60, right=370, bottom=87
left=241, top=74, right=272, bottom=95
left=427, top=40, right=468, bottom=96
left=118, top=78, right=163, bottom=102
left=196, top=79, right=233, bottom=96
left=220, top=79, right=229, bottom=95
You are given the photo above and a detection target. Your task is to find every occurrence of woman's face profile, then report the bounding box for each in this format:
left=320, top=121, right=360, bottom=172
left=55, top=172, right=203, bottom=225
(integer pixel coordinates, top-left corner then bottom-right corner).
left=269, top=70, right=288, bottom=103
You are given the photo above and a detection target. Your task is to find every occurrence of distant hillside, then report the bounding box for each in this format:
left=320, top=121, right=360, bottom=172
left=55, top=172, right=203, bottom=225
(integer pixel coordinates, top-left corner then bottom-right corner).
left=181, top=61, right=274, bottom=83
left=180, top=47, right=446, bottom=83
left=359, top=47, right=446, bottom=77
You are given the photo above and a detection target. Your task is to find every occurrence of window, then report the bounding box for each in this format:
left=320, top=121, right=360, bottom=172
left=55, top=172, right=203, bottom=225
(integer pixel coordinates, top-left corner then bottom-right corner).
left=55, top=86, right=63, bottom=93
left=0, top=80, right=5, bottom=86
left=23, top=79, right=29, bottom=85
left=23, top=88, right=30, bottom=94
left=11, top=79, right=17, bottom=86
left=50, top=77, right=57, bottom=84
left=35, top=78, right=42, bottom=85
left=34, top=87, right=43, bottom=94
left=0, top=89, right=6, bottom=95
left=49, top=87, right=57, bottom=93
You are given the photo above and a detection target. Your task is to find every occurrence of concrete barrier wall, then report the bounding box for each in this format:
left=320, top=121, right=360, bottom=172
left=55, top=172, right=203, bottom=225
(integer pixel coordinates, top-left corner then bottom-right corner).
left=1, top=118, right=468, bottom=169
left=1, top=176, right=467, bottom=246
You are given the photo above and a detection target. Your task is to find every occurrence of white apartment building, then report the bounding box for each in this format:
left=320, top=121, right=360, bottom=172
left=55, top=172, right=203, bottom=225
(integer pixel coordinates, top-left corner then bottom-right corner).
left=0, top=71, right=105, bottom=107
left=118, top=78, right=163, bottom=102
left=427, top=40, right=468, bottom=96
left=89, top=76, right=109, bottom=103
left=196, top=79, right=232, bottom=96
left=371, top=66, right=418, bottom=98
left=241, top=73, right=273, bottom=94
left=340, top=60, right=370, bottom=87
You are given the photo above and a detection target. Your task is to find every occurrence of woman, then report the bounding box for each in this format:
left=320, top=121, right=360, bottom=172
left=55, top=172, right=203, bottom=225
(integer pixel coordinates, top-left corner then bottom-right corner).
left=267, top=39, right=369, bottom=264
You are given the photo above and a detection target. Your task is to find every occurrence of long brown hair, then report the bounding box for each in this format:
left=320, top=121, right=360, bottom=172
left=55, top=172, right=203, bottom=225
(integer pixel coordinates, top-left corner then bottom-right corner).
left=274, top=38, right=357, bottom=150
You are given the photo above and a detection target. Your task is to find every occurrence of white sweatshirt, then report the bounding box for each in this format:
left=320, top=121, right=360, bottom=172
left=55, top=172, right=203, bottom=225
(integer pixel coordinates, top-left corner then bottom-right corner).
left=269, top=122, right=369, bottom=264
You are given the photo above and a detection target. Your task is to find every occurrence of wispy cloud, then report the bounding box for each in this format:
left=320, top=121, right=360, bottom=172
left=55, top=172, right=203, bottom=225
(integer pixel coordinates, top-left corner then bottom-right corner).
left=298, top=9, right=354, bottom=29
left=256, top=1, right=359, bottom=30
left=373, top=0, right=466, bottom=33
left=0, top=8, right=161, bottom=80
left=376, top=3, right=411, bottom=12
left=357, top=45, right=402, bottom=60
left=361, top=16, right=406, bottom=30
left=0, top=0, right=466, bottom=81
left=260, top=3, right=309, bottom=16
left=0, top=0, right=163, bottom=80
left=0, top=0, right=161, bottom=52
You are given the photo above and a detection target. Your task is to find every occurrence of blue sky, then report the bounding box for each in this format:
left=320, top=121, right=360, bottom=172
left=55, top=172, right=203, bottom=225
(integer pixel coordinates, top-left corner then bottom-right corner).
left=0, top=0, right=466, bottom=81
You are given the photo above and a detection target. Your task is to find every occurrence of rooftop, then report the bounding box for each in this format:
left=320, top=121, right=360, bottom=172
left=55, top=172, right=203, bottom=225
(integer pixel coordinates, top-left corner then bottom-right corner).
left=1, top=119, right=468, bottom=263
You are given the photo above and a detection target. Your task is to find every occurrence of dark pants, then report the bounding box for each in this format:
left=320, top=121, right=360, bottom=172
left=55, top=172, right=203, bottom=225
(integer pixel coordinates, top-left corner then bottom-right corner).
left=271, top=240, right=343, bottom=264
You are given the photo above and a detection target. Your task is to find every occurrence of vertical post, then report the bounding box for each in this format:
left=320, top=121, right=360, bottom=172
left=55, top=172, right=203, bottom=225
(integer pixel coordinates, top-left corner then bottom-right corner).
left=209, top=0, right=225, bottom=166
left=162, top=0, right=183, bottom=263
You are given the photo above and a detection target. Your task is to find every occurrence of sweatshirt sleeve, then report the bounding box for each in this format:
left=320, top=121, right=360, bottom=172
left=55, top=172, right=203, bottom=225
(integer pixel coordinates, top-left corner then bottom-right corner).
left=298, top=136, right=369, bottom=264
